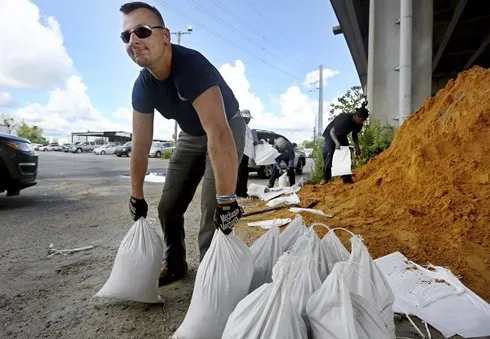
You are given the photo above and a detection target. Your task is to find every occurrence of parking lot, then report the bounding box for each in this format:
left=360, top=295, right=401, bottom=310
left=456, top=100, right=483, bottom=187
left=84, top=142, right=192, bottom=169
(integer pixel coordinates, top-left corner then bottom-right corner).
left=0, top=151, right=313, bottom=339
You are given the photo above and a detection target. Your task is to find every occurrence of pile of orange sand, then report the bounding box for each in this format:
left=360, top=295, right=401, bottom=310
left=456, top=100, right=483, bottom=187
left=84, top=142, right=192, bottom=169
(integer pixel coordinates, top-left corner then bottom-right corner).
left=239, top=66, right=490, bottom=301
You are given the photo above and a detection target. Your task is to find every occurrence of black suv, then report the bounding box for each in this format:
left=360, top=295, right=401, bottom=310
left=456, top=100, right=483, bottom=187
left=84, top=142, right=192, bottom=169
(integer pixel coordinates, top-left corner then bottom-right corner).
left=0, top=133, right=38, bottom=196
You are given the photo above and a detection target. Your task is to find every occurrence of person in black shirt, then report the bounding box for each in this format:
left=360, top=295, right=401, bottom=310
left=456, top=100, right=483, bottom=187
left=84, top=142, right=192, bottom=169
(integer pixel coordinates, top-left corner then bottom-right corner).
left=268, top=137, right=296, bottom=188
left=322, top=102, right=369, bottom=184
left=120, top=2, right=246, bottom=285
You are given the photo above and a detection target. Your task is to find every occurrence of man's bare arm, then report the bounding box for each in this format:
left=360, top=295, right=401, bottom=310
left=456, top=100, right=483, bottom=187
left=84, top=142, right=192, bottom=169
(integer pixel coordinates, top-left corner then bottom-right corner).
left=130, top=110, right=154, bottom=199
left=193, top=86, right=237, bottom=200
left=329, top=127, right=341, bottom=148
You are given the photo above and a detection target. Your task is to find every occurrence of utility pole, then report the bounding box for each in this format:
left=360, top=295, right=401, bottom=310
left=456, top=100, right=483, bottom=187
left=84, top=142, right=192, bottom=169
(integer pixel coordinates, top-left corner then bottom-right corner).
left=170, top=26, right=193, bottom=143
left=317, top=64, right=324, bottom=137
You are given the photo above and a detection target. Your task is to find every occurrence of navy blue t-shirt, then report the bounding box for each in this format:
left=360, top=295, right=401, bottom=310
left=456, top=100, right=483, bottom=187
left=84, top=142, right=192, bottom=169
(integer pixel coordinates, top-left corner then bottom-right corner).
left=131, top=44, right=239, bottom=136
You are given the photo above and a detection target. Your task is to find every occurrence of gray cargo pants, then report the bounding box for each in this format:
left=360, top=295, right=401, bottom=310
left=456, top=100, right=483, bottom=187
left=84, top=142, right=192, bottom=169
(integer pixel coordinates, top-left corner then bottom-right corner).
left=157, top=112, right=246, bottom=271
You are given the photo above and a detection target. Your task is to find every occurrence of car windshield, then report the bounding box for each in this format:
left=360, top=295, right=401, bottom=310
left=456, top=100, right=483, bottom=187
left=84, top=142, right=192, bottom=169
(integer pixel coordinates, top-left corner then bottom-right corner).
left=152, top=142, right=160, bottom=147
left=123, top=142, right=131, bottom=147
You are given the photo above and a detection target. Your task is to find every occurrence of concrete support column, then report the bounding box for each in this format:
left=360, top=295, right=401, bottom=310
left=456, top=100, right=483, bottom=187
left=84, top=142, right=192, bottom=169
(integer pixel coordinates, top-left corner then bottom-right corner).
left=367, top=0, right=433, bottom=126
left=411, top=0, right=433, bottom=112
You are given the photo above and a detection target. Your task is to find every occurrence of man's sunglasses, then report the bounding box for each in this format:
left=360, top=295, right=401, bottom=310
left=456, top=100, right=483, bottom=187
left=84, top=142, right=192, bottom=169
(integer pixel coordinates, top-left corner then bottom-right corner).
left=120, top=25, right=164, bottom=44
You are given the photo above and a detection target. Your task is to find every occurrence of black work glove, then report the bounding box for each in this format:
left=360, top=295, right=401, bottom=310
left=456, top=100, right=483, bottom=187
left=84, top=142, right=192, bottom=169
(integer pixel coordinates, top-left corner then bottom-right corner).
left=214, top=200, right=243, bottom=235
left=129, top=196, right=148, bottom=221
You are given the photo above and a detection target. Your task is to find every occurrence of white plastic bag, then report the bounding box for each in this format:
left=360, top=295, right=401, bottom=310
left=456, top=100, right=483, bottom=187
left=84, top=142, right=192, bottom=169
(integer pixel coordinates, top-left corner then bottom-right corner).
left=221, top=252, right=308, bottom=339
left=249, top=225, right=283, bottom=292
left=254, top=142, right=281, bottom=166
left=172, top=230, right=253, bottom=339
left=266, top=193, right=299, bottom=207
left=278, top=171, right=290, bottom=187
left=95, top=217, right=164, bottom=303
left=331, top=146, right=352, bottom=176
left=279, top=214, right=307, bottom=252
left=289, top=236, right=322, bottom=330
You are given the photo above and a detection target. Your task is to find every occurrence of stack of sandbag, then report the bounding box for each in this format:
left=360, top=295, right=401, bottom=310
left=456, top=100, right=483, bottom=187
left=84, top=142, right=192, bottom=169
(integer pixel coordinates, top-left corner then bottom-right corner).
left=242, top=218, right=396, bottom=339
left=306, top=229, right=396, bottom=339
left=172, top=230, right=253, bottom=339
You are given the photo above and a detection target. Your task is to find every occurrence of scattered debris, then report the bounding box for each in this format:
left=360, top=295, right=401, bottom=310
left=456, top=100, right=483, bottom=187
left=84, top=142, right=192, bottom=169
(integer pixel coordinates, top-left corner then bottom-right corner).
left=47, top=243, right=96, bottom=257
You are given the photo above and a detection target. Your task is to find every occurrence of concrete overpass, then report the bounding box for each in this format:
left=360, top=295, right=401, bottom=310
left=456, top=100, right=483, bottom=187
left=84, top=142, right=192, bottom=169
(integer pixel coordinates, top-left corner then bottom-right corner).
left=329, top=0, right=490, bottom=126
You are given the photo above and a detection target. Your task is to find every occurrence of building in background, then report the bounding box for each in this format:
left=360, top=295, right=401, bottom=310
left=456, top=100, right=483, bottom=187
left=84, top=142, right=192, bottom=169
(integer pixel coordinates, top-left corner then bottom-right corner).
left=330, top=0, right=490, bottom=126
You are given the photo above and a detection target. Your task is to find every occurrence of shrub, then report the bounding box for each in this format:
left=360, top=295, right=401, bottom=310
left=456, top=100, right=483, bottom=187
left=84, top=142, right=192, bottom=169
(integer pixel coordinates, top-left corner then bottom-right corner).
left=352, top=120, right=395, bottom=168
left=162, top=150, right=173, bottom=159
left=307, top=138, right=325, bottom=184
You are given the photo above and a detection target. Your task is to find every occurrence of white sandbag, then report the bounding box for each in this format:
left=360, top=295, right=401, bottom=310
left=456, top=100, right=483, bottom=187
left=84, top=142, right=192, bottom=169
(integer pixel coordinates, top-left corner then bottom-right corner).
left=306, top=264, right=359, bottom=339
left=307, top=262, right=394, bottom=339
left=307, top=223, right=331, bottom=282
left=254, top=142, right=281, bottom=166
left=95, top=217, right=164, bottom=303
left=249, top=225, right=283, bottom=292
left=321, top=228, right=350, bottom=274
left=221, top=251, right=308, bottom=339
left=279, top=214, right=307, bottom=252
left=289, top=236, right=322, bottom=330
left=278, top=171, right=290, bottom=187
left=343, top=234, right=396, bottom=336
left=331, top=146, right=352, bottom=176
left=172, top=230, right=253, bottom=339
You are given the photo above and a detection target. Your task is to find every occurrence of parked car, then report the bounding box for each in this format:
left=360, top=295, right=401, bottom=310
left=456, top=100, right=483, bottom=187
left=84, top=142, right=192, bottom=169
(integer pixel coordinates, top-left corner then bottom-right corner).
left=0, top=133, right=38, bottom=196
left=93, top=144, right=117, bottom=155
left=149, top=141, right=175, bottom=158
left=115, top=142, right=132, bottom=157
left=61, top=143, right=75, bottom=152
left=303, top=148, right=313, bottom=158
left=70, top=141, right=100, bottom=153
left=248, top=129, right=306, bottom=179
left=40, top=143, right=60, bottom=151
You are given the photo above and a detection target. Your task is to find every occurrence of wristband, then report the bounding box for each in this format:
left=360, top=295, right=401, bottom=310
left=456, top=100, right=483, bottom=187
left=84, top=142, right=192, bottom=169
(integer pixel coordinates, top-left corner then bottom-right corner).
left=216, top=194, right=237, bottom=202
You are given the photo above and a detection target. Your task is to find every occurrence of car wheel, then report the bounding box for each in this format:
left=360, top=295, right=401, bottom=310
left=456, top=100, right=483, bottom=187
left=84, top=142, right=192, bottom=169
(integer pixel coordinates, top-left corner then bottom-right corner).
left=101, top=151, right=106, bottom=155
left=296, top=158, right=305, bottom=175
left=76, top=148, right=82, bottom=153
left=258, top=164, right=274, bottom=179
left=155, top=151, right=161, bottom=158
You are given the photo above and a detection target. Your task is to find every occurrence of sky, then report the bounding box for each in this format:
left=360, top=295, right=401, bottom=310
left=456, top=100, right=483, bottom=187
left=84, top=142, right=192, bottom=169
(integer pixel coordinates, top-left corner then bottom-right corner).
left=0, top=0, right=360, bottom=143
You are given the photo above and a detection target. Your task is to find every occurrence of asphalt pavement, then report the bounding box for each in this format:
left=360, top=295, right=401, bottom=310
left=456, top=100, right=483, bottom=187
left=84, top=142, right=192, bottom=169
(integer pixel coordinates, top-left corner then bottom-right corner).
left=36, top=151, right=314, bottom=183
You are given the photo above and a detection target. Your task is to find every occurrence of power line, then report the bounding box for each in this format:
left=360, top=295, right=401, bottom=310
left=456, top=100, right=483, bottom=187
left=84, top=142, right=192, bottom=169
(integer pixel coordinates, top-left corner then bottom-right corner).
left=206, top=0, right=303, bottom=66
left=182, top=0, right=296, bottom=68
left=156, top=0, right=304, bottom=82
left=241, top=0, right=296, bottom=47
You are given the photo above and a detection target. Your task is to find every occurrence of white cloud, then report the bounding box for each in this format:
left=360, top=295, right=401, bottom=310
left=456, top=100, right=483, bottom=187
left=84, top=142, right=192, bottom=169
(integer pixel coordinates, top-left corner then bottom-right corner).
left=303, top=68, right=340, bottom=88
left=219, top=61, right=338, bottom=142
left=9, top=75, right=176, bottom=140
left=0, top=0, right=74, bottom=89
left=0, top=92, right=14, bottom=107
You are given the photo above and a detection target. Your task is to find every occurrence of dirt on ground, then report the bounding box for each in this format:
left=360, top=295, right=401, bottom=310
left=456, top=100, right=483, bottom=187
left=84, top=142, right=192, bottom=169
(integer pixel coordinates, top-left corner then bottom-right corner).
left=240, top=66, right=490, bottom=302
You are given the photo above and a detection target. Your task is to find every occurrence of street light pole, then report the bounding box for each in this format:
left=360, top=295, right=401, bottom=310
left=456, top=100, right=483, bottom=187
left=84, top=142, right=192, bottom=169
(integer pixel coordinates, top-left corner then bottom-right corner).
left=171, top=26, right=193, bottom=143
